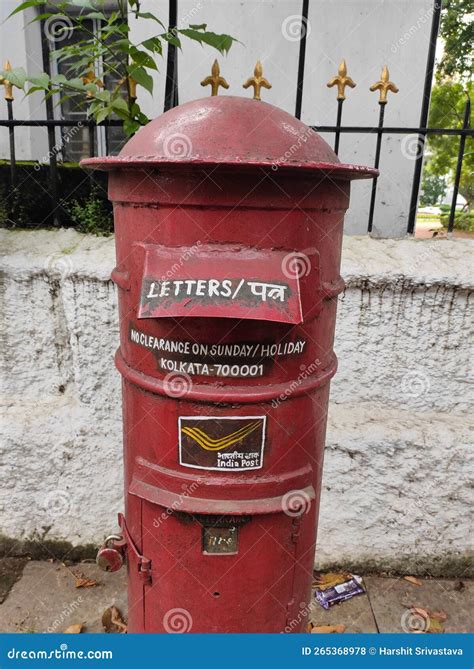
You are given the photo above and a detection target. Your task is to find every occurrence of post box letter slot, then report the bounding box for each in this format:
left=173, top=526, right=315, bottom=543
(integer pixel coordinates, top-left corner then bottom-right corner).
left=137, top=243, right=320, bottom=325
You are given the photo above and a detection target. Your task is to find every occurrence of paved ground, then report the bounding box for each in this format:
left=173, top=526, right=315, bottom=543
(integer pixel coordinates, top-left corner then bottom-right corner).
left=0, top=559, right=471, bottom=634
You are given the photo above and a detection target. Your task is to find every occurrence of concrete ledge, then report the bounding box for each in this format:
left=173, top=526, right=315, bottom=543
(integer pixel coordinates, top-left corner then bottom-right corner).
left=0, top=229, right=472, bottom=572
left=2, top=229, right=473, bottom=289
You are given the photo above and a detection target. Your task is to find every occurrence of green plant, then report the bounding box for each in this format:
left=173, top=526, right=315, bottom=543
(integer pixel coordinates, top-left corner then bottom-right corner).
left=419, top=172, right=446, bottom=206
left=440, top=208, right=474, bottom=232
left=3, top=0, right=237, bottom=136
left=424, top=81, right=473, bottom=211
left=66, top=186, right=113, bottom=235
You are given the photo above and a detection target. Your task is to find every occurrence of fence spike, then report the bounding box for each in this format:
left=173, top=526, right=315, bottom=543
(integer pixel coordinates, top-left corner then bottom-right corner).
left=201, top=60, right=229, bottom=97
left=327, top=59, right=356, bottom=101
left=243, top=61, right=272, bottom=101
left=370, top=65, right=399, bottom=104
left=82, top=66, right=104, bottom=99
left=0, top=60, right=19, bottom=101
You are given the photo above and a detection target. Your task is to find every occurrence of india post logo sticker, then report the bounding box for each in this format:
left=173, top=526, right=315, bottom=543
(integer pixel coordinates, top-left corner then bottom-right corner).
left=178, top=416, right=266, bottom=472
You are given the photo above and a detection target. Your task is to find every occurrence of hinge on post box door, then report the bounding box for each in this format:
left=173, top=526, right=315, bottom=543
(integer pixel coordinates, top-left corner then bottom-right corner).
left=118, top=513, right=152, bottom=585
left=291, top=517, right=301, bottom=544
left=138, top=556, right=152, bottom=584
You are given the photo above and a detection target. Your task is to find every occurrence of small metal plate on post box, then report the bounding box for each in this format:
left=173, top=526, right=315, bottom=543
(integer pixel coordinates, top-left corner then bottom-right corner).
left=203, top=526, right=239, bottom=555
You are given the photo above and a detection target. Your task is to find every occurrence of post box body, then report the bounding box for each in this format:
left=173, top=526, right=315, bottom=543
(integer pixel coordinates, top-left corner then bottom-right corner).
left=82, top=97, right=375, bottom=633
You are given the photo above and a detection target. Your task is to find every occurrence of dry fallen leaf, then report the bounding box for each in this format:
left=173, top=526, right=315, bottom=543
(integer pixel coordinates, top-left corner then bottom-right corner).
left=64, top=623, right=83, bottom=634
left=427, top=618, right=445, bottom=634
left=411, top=607, right=430, bottom=619
left=403, top=576, right=422, bottom=586
left=75, top=576, right=100, bottom=589
left=313, top=572, right=351, bottom=590
left=102, top=606, right=127, bottom=634
left=311, top=624, right=346, bottom=634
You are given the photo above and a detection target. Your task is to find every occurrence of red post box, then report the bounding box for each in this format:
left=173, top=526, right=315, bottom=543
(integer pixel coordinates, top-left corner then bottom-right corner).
left=81, top=96, right=375, bottom=633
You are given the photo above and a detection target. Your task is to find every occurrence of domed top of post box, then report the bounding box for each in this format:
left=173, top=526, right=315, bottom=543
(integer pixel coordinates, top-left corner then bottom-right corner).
left=81, top=96, right=376, bottom=180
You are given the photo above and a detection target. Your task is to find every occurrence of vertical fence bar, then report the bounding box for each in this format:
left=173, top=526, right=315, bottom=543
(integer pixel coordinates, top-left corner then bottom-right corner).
left=40, top=20, right=61, bottom=226
left=294, top=0, right=309, bottom=120
left=406, top=0, right=442, bottom=235
left=334, top=99, right=343, bottom=155
left=164, top=0, right=179, bottom=112
left=367, top=103, right=385, bottom=233
left=88, top=121, right=96, bottom=159
left=7, top=99, right=17, bottom=188
left=448, top=98, right=471, bottom=235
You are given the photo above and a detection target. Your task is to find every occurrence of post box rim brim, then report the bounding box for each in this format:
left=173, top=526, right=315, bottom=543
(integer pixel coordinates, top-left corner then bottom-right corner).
left=80, top=155, right=377, bottom=180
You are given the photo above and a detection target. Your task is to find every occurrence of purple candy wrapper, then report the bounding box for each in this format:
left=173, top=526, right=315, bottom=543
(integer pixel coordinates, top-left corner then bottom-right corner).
left=315, top=575, right=365, bottom=610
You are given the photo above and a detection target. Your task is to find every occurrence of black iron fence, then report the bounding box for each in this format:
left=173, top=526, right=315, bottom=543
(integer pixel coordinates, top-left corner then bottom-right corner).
left=0, top=0, right=472, bottom=234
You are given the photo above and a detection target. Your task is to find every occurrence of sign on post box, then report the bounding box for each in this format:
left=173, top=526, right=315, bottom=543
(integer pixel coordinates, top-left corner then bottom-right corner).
left=81, top=95, right=376, bottom=634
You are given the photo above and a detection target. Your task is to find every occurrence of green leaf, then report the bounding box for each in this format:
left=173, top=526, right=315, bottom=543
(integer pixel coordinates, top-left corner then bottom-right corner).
left=94, top=106, right=111, bottom=124
left=110, top=97, right=131, bottom=120
left=27, top=12, right=55, bottom=24
left=130, top=46, right=158, bottom=70
left=189, top=24, right=207, bottom=30
left=162, top=32, right=181, bottom=48
left=82, top=11, right=107, bottom=21
left=128, top=65, right=153, bottom=94
left=0, top=66, right=27, bottom=89
left=93, top=89, right=111, bottom=102
left=67, top=77, right=87, bottom=90
left=28, top=73, right=51, bottom=89
left=50, top=73, right=69, bottom=86
left=7, top=0, right=44, bottom=19
left=136, top=12, right=165, bottom=29
left=142, top=37, right=162, bottom=55
left=123, top=118, right=141, bottom=137
left=178, top=29, right=236, bottom=54
left=25, top=85, right=46, bottom=96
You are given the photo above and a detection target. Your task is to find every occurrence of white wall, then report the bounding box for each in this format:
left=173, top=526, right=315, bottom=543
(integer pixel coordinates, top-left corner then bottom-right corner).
left=0, top=229, right=472, bottom=574
left=1, top=1, right=436, bottom=237
left=0, top=2, right=49, bottom=161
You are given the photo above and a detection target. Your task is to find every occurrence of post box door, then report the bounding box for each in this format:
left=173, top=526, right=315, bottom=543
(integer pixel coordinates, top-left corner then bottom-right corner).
left=140, top=499, right=316, bottom=633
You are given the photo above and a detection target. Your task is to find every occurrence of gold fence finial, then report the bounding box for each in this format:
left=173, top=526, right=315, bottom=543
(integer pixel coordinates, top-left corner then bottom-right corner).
left=127, top=76, right=137, bottom=103
left=243, top=60, right=272, bottom=101
left=82, top=65, right=104, bottom=99
left=200, top=59, right=229, bottom=96
left=0, top=61, right=17, bottom=101
left=370, top=65, right=398, bottom=104
left=327, top=59, right=356, bottom=101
